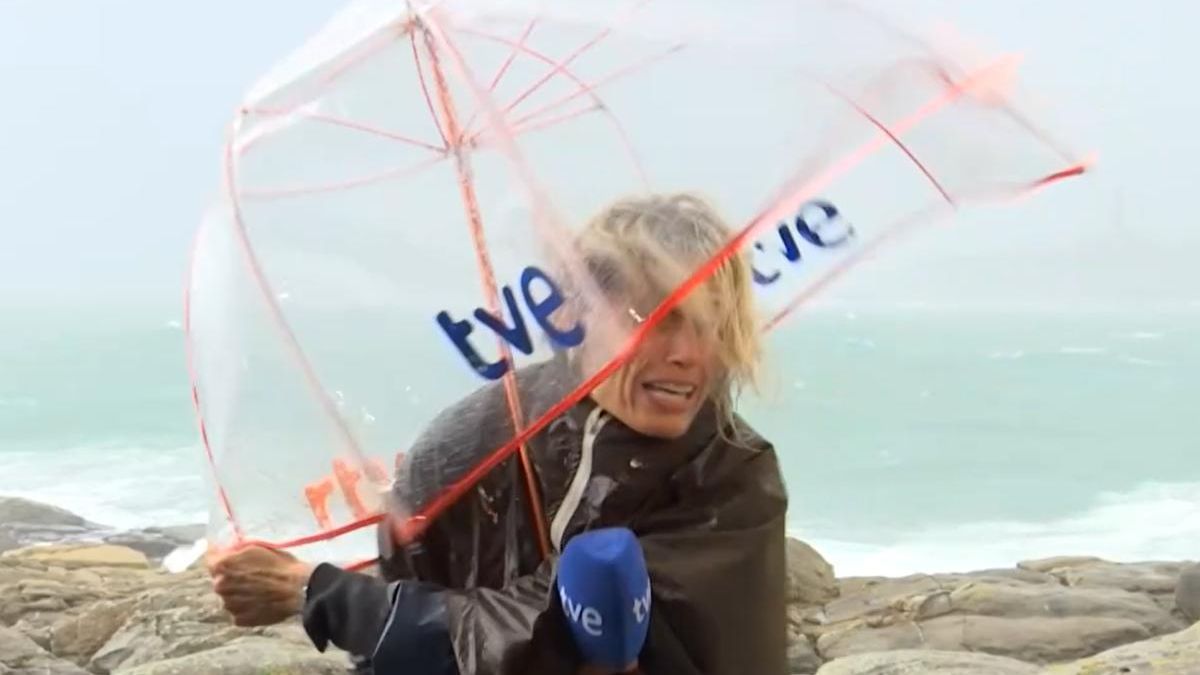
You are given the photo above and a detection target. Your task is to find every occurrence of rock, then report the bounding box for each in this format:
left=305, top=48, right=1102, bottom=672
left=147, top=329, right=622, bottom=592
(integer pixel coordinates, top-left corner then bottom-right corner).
left=15, top=615, right=57, bottom=651
left=817, top=620, right=925, bottom=658
left=0, top=527, right=19, bottom=554
left=0, top=573, right=100, bottom=625
left=114, top=637, right=351, bottom=675
left=0, top=498, right=208, bottom=566
left=87, top=575, right=237, bottom=673
left=931, top=615, right=1150, bottom=664
left=0, top=625, right=91, bottom=675
left=1053, top=561, right=1182, bottom=595
left=948, top=580, right=1183, bottom=636
left=813, top=573, right=1039, bottom=633
left=788, top=538, right=839, bottom=605
left=102, top=529, right=198, bottom=563
left=5, top=514, right=1196, bottom=675
left=0, top=556, right=164, bottom=652
left=1017, top=556, right=1104, bottom=574
left=1042, top=620, right=1200, bottom=674
left=940, top=568, right=1062, bottom=587
left=1176, top=562, right=1200, bottom=623
left=788, top=633, right=822, bottom=674
left=0, top=497, right=91, bottom=528
left=2, top=522, right=97, bottom=544
left=805, top=560, right=1191, bottom=666
left=815, top=649, right=1038, bottom=675
left=816, top=615, right=1151, bottom=664
left=152, top=524, right=207, bottom=542
left=85, top=571, right=302, bottom=674
left=896, top=590, right=953, bottom=621
left=102, top=525, right=206, bottom=563
left=822, top=575, right=945, bottom=626
left=1, top=543, right=149, bottom=569
left=0, top=560, right=174, bottom=653
left=0, top=497, right=108, bottom=555
left=257, top=621, right=320, bottom=648
left=49, top=598, right=136, bottom=665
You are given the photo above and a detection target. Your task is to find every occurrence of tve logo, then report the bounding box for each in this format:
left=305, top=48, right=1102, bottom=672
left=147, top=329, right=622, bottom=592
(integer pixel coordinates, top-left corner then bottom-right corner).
left=751, top=199, right=855, bottom=286
left=631, top=582, right=651, bottom=624
left=560, top=584, right=605, bottom=637
left=559, top=579, right=650, bottom=638
left=436, top=199, right=853, bottom=380
left=435, top=265, right=584, bottom=380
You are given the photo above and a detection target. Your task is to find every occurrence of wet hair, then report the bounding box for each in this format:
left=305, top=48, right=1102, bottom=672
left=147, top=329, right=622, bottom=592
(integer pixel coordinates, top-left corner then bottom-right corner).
left=566, top=192, right=762, bottom=424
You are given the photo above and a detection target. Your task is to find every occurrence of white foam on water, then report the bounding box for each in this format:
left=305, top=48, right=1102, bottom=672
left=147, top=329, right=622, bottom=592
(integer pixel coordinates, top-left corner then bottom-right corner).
left=793, top=480, right=1200, bottom=578
left=1121, top=356, right=1168, bottom=367
left=987, top=349, right=1025, bottom=360
left=1114, top=331, right=1164, bottom=341
left=1058, top=346, right=1108, bottom=355
left=1, top=441, right=208, bottom=529
left=844, top=337, right=877, bottom=349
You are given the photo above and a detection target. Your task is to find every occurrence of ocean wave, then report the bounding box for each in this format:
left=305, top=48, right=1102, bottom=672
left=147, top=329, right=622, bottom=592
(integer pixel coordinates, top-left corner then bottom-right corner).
left=0, top=441, right=208, bottom=529
left=1121, top=356, right=1169, bottom=367
left=792, top=480, right=1200, bottom=578
left=843, top=337, right=877, bottom=349
left=1113, top=331, right=1164, bottom=341
left=987, top=349, right=1025, bottom=360
left=1058, top=346, right=1108, bottom=355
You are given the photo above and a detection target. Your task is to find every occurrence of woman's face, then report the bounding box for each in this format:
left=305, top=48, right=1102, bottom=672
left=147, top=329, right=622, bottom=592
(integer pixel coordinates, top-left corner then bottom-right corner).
left=590, top=308, right=719, bottom=439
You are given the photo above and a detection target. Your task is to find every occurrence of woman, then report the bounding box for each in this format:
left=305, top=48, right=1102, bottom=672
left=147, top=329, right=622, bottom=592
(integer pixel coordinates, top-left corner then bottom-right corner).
left=209, top=192, right=790, bottom=674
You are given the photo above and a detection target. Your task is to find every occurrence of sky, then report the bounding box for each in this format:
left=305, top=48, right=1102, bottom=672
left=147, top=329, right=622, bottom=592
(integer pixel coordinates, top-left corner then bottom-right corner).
left=0, top=1, right=343, bottom=309
left=0, top=0, right=1197, bottom=313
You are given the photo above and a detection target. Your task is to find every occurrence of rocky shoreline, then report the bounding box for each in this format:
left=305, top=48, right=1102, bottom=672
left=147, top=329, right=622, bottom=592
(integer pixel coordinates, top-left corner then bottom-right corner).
left=0, top=496, right=205, bottom=565
left=2, top=496, right=1197, bottom=674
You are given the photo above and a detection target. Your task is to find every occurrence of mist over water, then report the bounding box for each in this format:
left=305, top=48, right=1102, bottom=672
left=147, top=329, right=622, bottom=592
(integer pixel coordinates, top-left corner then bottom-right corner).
left=3, top=305, right=1195, bottom=577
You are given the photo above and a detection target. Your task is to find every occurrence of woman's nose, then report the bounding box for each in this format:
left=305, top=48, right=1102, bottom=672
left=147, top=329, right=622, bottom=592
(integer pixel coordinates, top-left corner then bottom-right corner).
left=663, top=323, right=703, bottom=367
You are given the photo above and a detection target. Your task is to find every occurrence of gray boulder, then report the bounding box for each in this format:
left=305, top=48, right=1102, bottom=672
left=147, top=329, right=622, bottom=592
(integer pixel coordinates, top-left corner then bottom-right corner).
left=788, top=538, right=839, bottom=606
left=0, top=625, right=91, bottom=675
left=815, top=649, right=1038, bottom=675
left=0, top=497, right=91, bottom=528
left=1175, top=562, right=1200, bottom=623
left=1042, top=620, right=1200, bottom=674
left=114, top=637, right=352, bottom=675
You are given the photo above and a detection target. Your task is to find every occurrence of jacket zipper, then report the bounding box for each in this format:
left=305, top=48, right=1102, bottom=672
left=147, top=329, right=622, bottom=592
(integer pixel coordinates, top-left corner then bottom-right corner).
left=550, top=406, right=608, bottom=552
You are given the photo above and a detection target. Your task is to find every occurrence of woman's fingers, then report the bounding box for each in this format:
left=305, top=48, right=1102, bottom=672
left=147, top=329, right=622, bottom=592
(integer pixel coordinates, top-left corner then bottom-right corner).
left=206, top=544, right=312, bottom=628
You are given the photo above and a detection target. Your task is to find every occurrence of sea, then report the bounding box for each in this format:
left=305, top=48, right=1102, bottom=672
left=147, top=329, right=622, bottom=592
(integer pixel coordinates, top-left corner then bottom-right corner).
left=2, top=305, right=1197, bottom=577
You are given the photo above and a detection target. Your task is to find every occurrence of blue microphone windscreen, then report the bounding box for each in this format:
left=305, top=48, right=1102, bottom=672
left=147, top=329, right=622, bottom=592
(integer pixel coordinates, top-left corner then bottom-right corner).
left=556, top=527, right=651, bottom=671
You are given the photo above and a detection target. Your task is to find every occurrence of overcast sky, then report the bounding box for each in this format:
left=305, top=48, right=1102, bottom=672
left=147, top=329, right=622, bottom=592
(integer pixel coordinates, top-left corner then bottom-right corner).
left=1, top=1, right=1196, bottom=312
left=0, top=1, right=342, bottom=309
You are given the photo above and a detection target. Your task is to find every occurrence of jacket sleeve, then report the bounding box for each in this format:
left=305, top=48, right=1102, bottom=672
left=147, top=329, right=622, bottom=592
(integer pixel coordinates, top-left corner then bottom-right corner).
left=300, top=549, right=579, bottom=673
left=301, top=563, right=460, bottom=674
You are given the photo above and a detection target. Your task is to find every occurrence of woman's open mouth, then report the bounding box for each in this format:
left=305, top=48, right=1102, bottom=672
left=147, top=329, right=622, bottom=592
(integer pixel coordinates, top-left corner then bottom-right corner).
left=643, top=381, right=697, bottom=407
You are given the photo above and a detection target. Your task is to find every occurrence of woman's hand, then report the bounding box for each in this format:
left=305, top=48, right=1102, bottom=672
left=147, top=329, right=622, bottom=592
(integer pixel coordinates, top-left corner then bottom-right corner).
left=207, top=544, right=314, bottom=627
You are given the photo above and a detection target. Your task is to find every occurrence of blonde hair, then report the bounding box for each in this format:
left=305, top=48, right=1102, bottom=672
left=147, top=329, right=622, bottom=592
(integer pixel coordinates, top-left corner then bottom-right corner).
left=567, top=192, right=762, bottom=425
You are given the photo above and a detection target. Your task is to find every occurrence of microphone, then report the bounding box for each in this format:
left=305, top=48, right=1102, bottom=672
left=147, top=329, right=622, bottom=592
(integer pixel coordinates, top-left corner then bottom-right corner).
left=556, top=527, right=651, bottom=672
